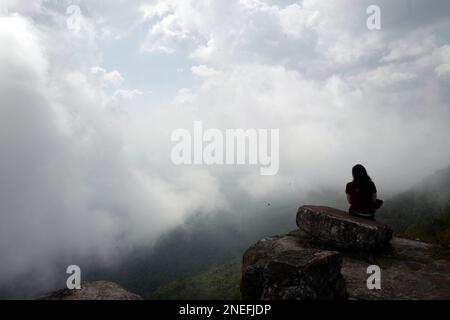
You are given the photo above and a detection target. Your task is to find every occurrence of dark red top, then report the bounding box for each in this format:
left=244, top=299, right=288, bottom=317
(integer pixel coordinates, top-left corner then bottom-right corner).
left=346, top=181, right=377, bottom=214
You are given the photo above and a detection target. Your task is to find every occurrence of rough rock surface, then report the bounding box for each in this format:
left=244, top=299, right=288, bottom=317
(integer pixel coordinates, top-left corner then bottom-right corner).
left=40, top=281, right=142, bottom=300
left=296, top=205, right=393, bottom=251
left=241, top=206, right=450, bottom=300
left=342, top=237, right=450, bottom=300
left=241, top=232, right=348, bottom=300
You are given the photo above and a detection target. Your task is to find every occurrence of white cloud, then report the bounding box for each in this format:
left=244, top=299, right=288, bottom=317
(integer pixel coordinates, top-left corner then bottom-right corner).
left=112, top=89, right=144, bottom=100
left=91, top=66, right=124, bottom=87
left=435, top=63, right=450, bottom=77
left=140, top=1, right=173, bottom=19
left=278, top=3, right=319, bottom=39
left=0, top=12, right=223, bottom=296
left=173, top=87, right=195, bottom=105
left=349, top=66, right=417, bottom=87
left=381, top=34, right=437, bottom=63
left=191, top=65, right=219, bottom=78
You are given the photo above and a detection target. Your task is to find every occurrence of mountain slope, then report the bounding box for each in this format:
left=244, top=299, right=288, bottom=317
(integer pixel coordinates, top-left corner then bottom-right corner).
left=378, top=165, right=450, bottom=246
left=147, top=258, right=241, bottom=300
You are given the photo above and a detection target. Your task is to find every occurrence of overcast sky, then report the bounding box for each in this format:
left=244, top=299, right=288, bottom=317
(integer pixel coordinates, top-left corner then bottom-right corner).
left=1, top=0, right=450, bottom=295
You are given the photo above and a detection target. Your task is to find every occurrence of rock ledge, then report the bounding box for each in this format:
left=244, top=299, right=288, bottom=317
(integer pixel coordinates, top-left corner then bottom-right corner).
left=40, top=281, right=142, bottom=300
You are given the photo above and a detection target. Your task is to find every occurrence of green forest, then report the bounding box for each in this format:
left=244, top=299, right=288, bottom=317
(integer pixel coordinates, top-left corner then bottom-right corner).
left=378, top=166, right=450, bottom=247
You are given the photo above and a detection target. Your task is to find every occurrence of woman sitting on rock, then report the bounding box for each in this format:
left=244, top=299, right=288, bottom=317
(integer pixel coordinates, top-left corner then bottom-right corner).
left=346, top=164, right=383, bottom=220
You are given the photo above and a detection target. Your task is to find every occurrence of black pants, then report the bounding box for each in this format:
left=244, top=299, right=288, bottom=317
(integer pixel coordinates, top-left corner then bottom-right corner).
left=349, top=210, right=375, bottom=221
left=349, top=199, right=382, bottom=221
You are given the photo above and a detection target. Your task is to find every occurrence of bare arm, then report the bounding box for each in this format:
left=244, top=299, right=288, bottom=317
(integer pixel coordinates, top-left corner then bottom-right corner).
left=347, top=194, right=352, bottom=205
left=372, top=192, right=377, bottom=203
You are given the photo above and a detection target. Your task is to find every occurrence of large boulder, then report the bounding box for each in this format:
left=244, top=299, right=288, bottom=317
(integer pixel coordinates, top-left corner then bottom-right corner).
left=40, top=281, right=143, bottom=300
left=296, top=206, right=393, bottom=251
left=241, top=232, right=348, bottom=300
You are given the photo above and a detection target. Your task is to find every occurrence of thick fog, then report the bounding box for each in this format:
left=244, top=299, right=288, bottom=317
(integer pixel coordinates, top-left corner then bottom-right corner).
left=1, top=0, right=450, bottom=297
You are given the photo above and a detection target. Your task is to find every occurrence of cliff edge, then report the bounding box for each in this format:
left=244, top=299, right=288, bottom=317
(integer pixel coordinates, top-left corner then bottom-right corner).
left=241, top=205, right=450, bottom=300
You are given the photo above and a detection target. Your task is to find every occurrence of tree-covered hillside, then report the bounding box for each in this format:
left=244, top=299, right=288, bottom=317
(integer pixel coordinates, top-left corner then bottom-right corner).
left=147, top=258, right=241, bottom=300
left=378, top=166, right=450, bottom=246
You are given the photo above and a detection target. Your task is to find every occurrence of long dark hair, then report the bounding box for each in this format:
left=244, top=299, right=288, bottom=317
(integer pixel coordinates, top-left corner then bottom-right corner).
left=352, top=164, right=372, bottom=189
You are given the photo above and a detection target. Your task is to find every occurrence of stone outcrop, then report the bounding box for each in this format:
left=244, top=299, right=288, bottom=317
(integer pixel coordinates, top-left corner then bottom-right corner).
left=342, top=237, right=450, bottom=300
left=40, top=281, right=142, bottom=300
left=241, top=232, right=347, bottom=300
left=241, top=205, right=450, bottom=300
left=296, top=206, right=393, bottom=251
